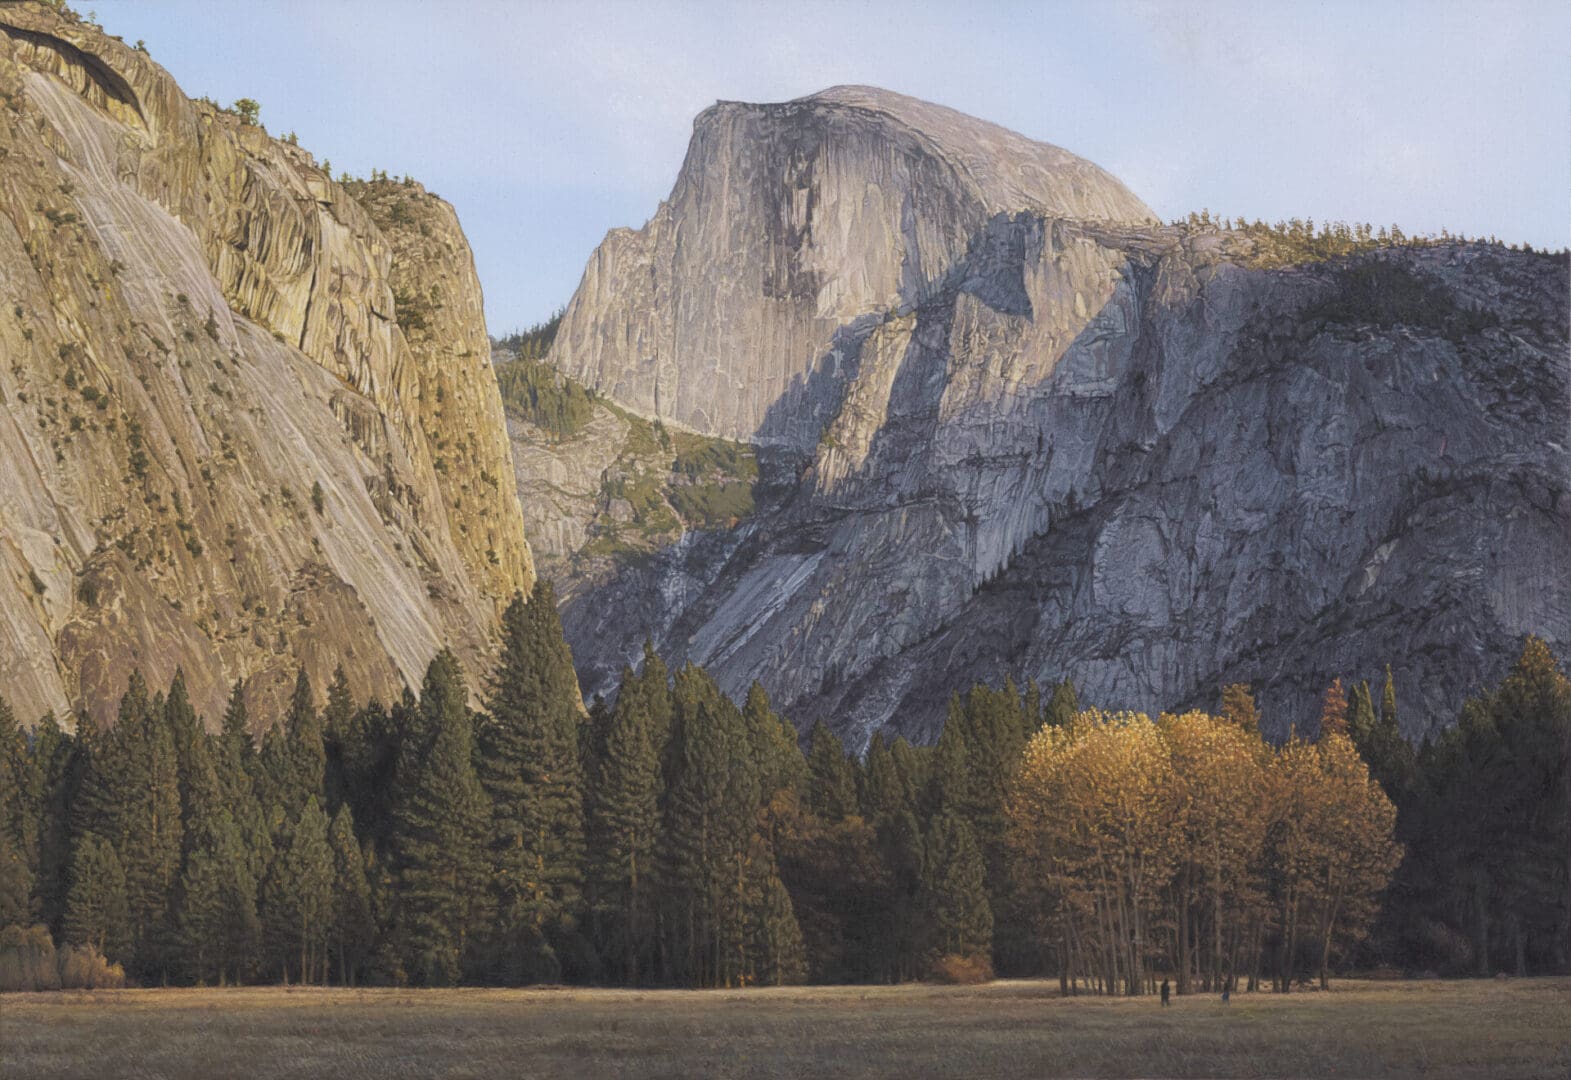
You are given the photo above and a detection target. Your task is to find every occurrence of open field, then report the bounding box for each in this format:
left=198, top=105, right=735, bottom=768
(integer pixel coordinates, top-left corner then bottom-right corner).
left=2, top=978, right=1568, bottom=1079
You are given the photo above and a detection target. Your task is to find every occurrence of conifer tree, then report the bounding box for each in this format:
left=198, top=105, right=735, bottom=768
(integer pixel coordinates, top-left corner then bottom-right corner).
left=165, top=672, right=222, bottom=843
left=117, top=679, right=183, bottom=977
left=61, top=834, right=130, bottom=963
left=328, top=804, right=375, bottom=986
left=27, top=714, right=76, bottom=933
left=283, top=669, right=326, bottom=814
left=70, top=673, right=146, bottom=853
left=860, top=733, right=908, bottom=825
left=916, top=811, right=993, bottom=970
left=1043, top=680, right=1078, bottom=729
left=660, top=665, right=760, bottom=987
left=392, top=651, right=488, bottom=985
left=0, top=695, right=37, bottom=899
left=748, top=841, right=807, bottom=986
left=743, top=682, right=805, bottom=803
left=585, top=670, right=660, bottom=984
left=0, top=829, right=32, bottom=929
left=261, top=798, right=334, bottom=984
left=177, top=809, right=259, bottom=985
left=640, top=641, right=674, bottom=751
left=477, top=586, right=585, bottom=981
left=322, top=666, right=356, bottom=813
left=805, top=721, right=857, bottom=823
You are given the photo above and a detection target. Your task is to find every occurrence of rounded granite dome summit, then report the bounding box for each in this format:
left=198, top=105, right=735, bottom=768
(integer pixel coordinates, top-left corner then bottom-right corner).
left=785, top=84, right=1156, bottom=226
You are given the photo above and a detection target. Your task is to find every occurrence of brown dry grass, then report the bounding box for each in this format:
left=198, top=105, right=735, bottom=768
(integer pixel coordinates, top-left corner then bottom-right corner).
left=2, top=977, right=1568, bottom=1079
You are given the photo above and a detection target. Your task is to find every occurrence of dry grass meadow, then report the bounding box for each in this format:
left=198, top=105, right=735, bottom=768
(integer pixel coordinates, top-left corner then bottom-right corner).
left=2, top=977, right=1568, bottom=1079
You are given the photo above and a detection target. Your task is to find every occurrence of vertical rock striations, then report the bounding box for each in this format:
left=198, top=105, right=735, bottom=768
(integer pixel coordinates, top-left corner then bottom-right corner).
left=544, top=87, right=1570, bottom=747
left=549, top=86, right=1156, bottom=448
left=0, top=3, right=532, bottom=729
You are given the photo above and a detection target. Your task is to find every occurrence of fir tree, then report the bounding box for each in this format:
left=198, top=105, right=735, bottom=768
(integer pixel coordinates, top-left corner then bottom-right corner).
left=743, top=682, right=805, bottom=803
left=915, top=811, right=993, bottom=970
left=805, top=721, right=857, bottom=823
left=177, top=809, right=259, bottom=985
left=660, top=665, right=760, bottom=987
left=117, top=679, right=183, bottom=977
left=61, top=834, right=130, bottom=963
left=584, top=669, right=661, bottom=984
left=1043, top=680, right=1078, bottom=729
left=27, top=714, right=77, bottom=933
left=261, top=798, right=334, bottom=984
left=392, top=651, right=488, bottom=986
left=476, top=585, right=585, bottom=982
left=166, top=672, right=222, bottom=843
left=328, top=805, right=375, bottom=986
left=0, top=828, right=32, bottom=929
left=0, top=695, right=37, bottom=900
left=321, top=666, right=356, bottom=813
left=748, top=841, right=806, bottom=986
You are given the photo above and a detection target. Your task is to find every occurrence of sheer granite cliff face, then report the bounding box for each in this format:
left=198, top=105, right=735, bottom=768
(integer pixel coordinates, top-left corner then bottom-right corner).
left=0, top=4, right=533, bottom=729
left=549, top=86, right=1156, bottom=448
left=546, top=89, right=1570, bottom=747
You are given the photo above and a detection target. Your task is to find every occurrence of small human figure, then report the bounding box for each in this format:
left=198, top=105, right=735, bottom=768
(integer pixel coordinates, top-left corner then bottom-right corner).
left=1160, top=979, right=1170, bottom=1006
left=1222, top=980, right=1231, bottom=1005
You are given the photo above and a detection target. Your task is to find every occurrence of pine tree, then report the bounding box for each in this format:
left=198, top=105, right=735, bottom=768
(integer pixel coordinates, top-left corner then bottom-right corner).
left=117, top=679, right=183, bottom=978
left=748, top=842, right=806, bottom=986
left=860, top=733, right=909, bottom=826
left=322, top=667, right=356, bottom=813
left=476, top=586, right=585, bottom=982
left=328, top=804, right=375, bottom=985
left=284, top=669, right=326, bottom=814
left=166, top=672, right=222, bottom=842
left=743, top=682, right=805, bottom=803
left=1346, top=681, right=1377, bottom=748
left=0, top=828, right=32, bottom=929
left=176, top=809, right=259, bottom=985
left=27, top=714, right=77, bottom=933
left=915, top=811, right=992, bottom=970
left=391, top=651, right=488, bottom=986
left=584, top=670, right=661, bottom=984
left=0, top=695, right=37, bottom=905
left=660, top=665, right=760, bottom=987
left=61, top=834, right=130, bottom=963
left=639, top=641, right=673, bottom=751
left=805, top=721, right=857, bottom=823
left=1043, top=680, right=1078, bottom=729
left=261, top=798, right=334, bottom=984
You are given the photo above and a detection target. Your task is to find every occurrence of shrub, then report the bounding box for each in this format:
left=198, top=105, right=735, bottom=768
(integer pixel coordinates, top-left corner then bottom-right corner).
left=0, top=926, right=126, bottom=992
left=928, top=953, right=994, bottom=985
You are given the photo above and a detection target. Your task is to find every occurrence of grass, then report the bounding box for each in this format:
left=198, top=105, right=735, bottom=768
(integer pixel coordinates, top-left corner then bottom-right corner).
left=2, top=978, right=1567, bottom=1079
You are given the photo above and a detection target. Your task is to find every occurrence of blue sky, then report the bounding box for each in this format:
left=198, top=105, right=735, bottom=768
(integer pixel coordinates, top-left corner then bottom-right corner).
left=92, top=0, right=1570, bottom=333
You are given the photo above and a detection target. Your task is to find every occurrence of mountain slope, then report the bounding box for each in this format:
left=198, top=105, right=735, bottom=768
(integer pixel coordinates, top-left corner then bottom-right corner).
left=540, top=88, right=1570, bottom=746
left=0, top=3, right=533, bottom=727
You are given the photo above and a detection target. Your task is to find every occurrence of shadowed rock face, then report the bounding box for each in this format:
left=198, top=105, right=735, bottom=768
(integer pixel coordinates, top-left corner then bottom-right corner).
left=544, top=89, right=1570, bottom=747
left=0, top=6, right=533, bottom=729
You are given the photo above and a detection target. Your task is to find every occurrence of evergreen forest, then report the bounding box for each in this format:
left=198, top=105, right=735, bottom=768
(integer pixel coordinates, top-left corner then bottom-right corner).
left=1, top=583, right=1566, bottom=992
